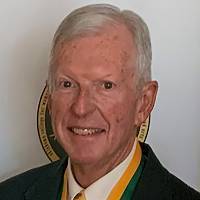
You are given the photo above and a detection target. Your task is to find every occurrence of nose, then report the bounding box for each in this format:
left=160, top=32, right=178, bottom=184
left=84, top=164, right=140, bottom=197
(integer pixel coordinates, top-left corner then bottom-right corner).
left=71, top=88, right=96, bottom=117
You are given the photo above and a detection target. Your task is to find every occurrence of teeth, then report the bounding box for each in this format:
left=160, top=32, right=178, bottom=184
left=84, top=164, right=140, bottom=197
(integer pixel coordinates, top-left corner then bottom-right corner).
left=70, top=127, right=103, bottom=136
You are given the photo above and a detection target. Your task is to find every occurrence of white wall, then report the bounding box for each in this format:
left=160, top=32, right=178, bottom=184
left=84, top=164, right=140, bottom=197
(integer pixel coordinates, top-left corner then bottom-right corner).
left=0, top=0, right=199, bottom=191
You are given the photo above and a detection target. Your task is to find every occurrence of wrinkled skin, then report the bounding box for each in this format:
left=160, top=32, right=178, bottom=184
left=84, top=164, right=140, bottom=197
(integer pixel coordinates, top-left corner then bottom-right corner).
left=48, top=24, right=158, bottom=187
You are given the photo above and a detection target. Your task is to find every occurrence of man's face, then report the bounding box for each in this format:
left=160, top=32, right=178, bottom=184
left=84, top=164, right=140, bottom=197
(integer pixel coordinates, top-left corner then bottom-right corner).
left=49, top=24, right=141, bottom=167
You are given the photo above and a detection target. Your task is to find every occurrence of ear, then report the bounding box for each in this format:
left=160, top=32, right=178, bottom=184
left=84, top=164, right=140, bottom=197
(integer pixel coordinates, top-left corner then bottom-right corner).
left=134, top=81, right=158, bottom=127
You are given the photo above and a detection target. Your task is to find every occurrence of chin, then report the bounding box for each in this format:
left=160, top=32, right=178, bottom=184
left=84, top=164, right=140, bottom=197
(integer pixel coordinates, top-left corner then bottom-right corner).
left=69, top=151, right=104, bottom=166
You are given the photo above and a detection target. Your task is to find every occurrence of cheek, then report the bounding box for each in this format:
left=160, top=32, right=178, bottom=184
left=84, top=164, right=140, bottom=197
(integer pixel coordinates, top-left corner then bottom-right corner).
left=103, top=93, right=137, bottom=130
left=112, top=106, right=134, bottom=127
left=113, top=108, right=125, bottom=124
left=50, top=94, right=71, bottom=123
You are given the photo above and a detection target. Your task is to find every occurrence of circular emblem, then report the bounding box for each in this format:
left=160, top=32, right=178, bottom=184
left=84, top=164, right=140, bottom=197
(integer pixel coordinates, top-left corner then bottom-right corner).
left=37, top=85, right=150, bottom=162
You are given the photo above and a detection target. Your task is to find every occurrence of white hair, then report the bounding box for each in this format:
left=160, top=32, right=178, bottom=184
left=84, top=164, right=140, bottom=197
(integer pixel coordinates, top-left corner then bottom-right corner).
left=48, top=4, right=152, bottom=92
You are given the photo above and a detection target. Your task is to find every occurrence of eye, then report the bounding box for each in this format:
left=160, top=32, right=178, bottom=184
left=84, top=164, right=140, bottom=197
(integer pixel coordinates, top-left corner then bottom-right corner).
left=57, top=79, right=76, bottom=89
left=55, top=77, right=77, bottom=91
left=102, top=81, right=114, bottom=90
left=63, top=80, right=72, bottom=88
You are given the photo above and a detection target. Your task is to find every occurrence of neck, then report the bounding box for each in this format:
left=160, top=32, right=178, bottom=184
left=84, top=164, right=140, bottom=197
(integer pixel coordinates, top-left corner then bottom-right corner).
left=70, top=137, right=135, bottom=188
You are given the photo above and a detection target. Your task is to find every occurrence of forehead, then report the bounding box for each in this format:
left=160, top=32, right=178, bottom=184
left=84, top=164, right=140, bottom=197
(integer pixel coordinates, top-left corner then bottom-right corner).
left=53, top=23, right=137, bottom=74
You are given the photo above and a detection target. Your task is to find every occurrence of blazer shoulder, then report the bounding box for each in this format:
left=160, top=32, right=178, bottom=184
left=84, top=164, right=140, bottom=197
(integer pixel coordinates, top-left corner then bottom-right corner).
left=0, top=160, right=64, bottom=200
left=136, top=143, right=200, bottom=200
left=166, top=171, right=200, bottom=200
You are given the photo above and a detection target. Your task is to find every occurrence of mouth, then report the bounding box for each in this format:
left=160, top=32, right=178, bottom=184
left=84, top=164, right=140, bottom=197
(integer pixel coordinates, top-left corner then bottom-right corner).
left=68, top=127, right=105, bottom=136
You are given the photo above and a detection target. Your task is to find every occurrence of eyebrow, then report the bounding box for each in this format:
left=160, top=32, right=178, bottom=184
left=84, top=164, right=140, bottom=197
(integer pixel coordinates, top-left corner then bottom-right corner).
left=97, top=74, right=113, bottom=79
left=57, top=72, right=114, bottom=80
left=55, top=74, right=76, bottom=82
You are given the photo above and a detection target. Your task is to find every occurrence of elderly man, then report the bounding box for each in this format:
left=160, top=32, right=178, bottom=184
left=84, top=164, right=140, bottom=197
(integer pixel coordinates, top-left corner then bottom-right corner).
left=0, top=4, right=200, bottom=200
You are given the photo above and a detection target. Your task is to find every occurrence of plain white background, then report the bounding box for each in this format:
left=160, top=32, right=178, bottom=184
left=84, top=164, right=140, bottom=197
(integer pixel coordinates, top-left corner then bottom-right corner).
left=0, top=0, right=199, bottom=191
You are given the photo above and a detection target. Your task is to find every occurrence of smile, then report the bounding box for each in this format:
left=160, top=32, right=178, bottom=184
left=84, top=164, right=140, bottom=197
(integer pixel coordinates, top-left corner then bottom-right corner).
left=68, top=127, right=105, bottom=136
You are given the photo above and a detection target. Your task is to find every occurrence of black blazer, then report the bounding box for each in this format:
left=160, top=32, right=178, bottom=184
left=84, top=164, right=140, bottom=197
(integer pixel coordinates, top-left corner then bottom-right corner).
left=0, top=143, right=199, bottom=200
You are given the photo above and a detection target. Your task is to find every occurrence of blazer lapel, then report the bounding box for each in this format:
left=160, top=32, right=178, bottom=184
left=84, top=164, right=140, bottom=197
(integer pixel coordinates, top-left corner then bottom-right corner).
left=24, top=158, right=68, bottom=200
